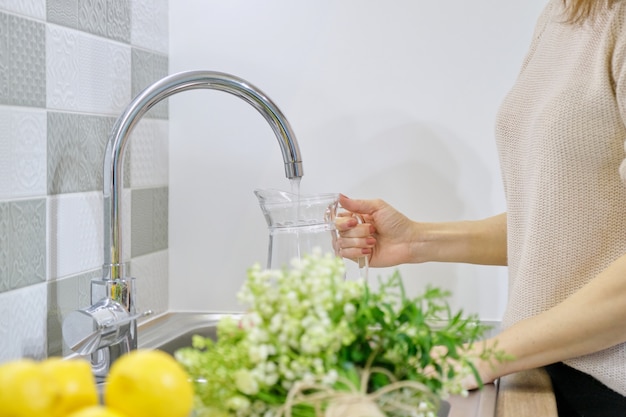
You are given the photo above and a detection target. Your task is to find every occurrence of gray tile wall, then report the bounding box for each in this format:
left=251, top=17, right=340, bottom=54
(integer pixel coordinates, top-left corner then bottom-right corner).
left=0, top=0, right=170, bottom=361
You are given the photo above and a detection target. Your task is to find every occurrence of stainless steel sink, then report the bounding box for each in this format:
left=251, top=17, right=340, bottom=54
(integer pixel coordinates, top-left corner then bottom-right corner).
left=138, top=312, right=497, bottom=417
left=138, top=312, right=236, bottom=354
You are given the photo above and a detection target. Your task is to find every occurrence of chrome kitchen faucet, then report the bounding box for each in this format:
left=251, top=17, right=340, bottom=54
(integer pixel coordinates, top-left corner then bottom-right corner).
left=63, top=70, right=303, bottom=382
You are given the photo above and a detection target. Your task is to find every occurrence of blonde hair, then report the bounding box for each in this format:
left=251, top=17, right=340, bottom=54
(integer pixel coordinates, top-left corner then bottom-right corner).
left=563, top=0, right=619, bottom=23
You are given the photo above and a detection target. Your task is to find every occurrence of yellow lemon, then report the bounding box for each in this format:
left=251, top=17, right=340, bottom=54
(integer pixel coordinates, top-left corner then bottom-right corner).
left=104, top=349, right=194, bottom=417
left=41, top=357, right=99, bottom=417
left=66, top=405, right=129, bottom=417
left=0, top=358, right=60, bottom=417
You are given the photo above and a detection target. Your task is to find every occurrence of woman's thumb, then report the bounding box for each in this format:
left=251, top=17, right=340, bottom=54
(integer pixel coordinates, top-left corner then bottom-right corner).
left=339, top=194, right=381, bottom=215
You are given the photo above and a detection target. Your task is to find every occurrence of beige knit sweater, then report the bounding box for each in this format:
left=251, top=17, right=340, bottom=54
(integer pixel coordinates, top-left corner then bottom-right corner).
left=495, top=0, right=626, bottom=395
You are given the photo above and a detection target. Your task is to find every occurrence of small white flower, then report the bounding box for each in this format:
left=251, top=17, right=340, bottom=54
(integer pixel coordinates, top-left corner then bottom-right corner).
left=269, top=313, right=282, bottom=332
left=264, top=372, right=279, bottom=386
left=343, top=302, right=356, bottom=316
left=248, top=344, right=269, bottom=363
left=322, top=369, right=338, bottom=385
left=234, top=369, right=259, bottom=396
left=301, top=372, right=315, bottom=384
left=226, top=395, right=251, bottom=411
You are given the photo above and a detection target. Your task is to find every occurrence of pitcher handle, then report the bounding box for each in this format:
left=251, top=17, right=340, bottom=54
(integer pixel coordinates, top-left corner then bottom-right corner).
left=354, top=214, right=369, bottom=281
left=339, top=212, right=369, bottom=282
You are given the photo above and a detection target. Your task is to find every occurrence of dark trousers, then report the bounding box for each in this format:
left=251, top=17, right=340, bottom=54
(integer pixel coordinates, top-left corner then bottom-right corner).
left=545, top=363, right=626, bottom=417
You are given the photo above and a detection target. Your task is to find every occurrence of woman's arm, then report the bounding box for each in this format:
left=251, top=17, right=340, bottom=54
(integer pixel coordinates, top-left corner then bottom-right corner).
left=414, top=212, right=508, bottom=266
left=337, top=195, right=508, bottom=267
left=475, top=253, right=626, bottom=386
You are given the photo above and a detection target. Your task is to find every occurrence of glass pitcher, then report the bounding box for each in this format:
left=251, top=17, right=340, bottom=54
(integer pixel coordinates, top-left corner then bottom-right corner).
left=254, top=189, right=368, bottom=280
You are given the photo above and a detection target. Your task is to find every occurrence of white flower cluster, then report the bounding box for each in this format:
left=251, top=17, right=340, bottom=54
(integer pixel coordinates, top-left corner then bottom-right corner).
left=236, top=251, right=364, bottom=398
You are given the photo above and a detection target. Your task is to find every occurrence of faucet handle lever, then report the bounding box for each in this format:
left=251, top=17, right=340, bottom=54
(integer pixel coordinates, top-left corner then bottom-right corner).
left=103, top=309, right=153, bottom=330
left=63, top=299, right=153, bottom=356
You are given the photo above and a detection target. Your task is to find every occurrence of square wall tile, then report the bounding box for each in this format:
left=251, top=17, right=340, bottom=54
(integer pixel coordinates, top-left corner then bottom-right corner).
left=0, top=0, right=46, bottom=19
left=47, top=112, right=114, bottom=195
left=48, top=0, right=131, bottom=43
left=132, top=249, right=168, bottom=320
left=0, top=13, right=8, bottom=102
left=105, top=0, right=131, bottom=43
left=0, top=282, right=48, bottom=362
left=77, top=0, right=107, bottom=38
left=46, top=269, right=98, bottom=357
left=48, top=190, right=132, bottom=281
left=0, top=13, right=46, bottom=107
left=131, top=187, right=168, bottom=258
left=0, top=199, right=46, bottom=293
left=129, top=118, right=169, bottom=188
left=47, top=0, right=79, bottom=28
left=131, top=48, right=168, bottom=119
left=48, top=192, right=103, bottom=279
left=131, top=0, right=168, bottom=54
left=47, top=25, right=131, bottom=114
left=0, top=107, right=47, bottom=199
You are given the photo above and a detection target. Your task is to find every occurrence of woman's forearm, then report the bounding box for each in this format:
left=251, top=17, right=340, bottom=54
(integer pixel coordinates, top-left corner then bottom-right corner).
left=479, top=252, right=626, bottom=382
left=412, top=212, right=508, bottom=266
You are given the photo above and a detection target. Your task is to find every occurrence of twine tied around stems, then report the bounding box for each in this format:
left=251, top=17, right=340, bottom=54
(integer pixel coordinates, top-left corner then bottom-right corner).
left=277, top=353, right=440, bottom=417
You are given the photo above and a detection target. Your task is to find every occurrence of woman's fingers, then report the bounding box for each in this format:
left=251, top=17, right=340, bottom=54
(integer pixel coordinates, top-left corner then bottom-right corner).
left=336, top=215, right=376, bottom=234
left=335, top=215, right=359, bottom=232
left=338, top=247, right=371, bottom=260
left=336, top=235, right=376, bottom=260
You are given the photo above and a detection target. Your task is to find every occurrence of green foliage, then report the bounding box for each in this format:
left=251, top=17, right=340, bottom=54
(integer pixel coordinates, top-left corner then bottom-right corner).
left=175, top=253, right=502, bottom=417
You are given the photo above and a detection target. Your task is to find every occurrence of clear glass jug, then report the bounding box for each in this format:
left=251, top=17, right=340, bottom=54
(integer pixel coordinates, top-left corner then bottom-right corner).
left=254, top=189, right=368, bottom=280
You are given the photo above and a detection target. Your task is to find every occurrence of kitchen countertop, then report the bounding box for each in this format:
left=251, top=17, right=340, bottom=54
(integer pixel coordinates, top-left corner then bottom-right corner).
left=448, top=384, right=497, bottom=417
left=447, top=368, right=557, bottom=417
left=496, top=368, right=558, bottom=417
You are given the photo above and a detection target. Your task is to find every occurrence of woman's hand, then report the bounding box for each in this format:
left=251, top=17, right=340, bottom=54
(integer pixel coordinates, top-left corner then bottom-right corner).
left=336, top=195, right=419, bottom=267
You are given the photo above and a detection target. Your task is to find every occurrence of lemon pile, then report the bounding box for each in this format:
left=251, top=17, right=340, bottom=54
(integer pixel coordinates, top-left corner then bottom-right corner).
left=0, top=349, right=194, bottom=417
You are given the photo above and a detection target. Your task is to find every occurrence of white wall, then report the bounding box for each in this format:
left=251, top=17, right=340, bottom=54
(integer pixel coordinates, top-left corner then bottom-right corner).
left=168, top=1, right=546, bottom=320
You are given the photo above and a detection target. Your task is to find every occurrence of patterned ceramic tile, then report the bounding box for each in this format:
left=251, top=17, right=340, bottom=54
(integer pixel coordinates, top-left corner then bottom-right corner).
left=48, top=192, right=104, bottom=280
left=46, top=269, right=99, bottom=356
left=129, top=118, right=169, bottom=188
left=105, top=0, right=131, bottom=43
left=4, top=14, right=46, bottom=107
left=47, top=112, right=114, bottom=194
left=48, top=0, right=131, bottom=43
left=0, top=282, right=48, bottom=362
left=0, top=107, right=47, bottom=199
left=131, top=0, right=168, bottom=54
left=47, top=0, right=79, bottom=28
left=0, top=0, right=46, bottom=20
left=131, top=48, right=169, bottom=119
left=78, top=0, right=107, bottom=38
left=131, top=187, right=168, bottom=258
left=0, top=14, right=9, bottom=103
left=0, top=203, right=8, bottom=290
left=0, top=199, right=46, bottom=293
left=131, top=249, right=168, bottom=321
left=47, top=25, right=131, bottom=114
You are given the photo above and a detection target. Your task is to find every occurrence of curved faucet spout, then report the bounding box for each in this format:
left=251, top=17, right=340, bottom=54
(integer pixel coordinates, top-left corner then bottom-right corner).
left=102, top=70, right=304, bottom=280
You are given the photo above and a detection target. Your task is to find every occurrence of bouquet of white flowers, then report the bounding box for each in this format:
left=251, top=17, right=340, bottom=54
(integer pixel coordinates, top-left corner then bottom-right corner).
left=175, top=251, right=503, bottom=417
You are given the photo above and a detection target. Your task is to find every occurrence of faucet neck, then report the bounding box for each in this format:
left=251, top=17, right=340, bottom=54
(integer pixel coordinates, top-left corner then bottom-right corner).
left=102, top=70, right=303, bottom=277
